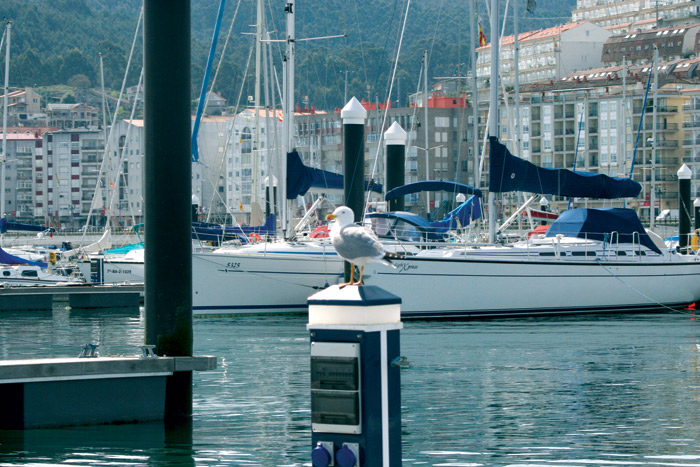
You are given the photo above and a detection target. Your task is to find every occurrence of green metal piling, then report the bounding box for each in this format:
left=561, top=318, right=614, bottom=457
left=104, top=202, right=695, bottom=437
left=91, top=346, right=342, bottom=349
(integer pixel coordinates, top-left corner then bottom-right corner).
left=143, top=0, right=193, bottom=421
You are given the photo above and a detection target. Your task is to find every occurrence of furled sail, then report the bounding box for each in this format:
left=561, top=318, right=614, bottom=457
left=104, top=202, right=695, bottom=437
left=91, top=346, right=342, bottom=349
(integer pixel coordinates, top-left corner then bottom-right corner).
left=286, top=151, right=382, bottom=199
left=488, top=137, right=641, bottom=198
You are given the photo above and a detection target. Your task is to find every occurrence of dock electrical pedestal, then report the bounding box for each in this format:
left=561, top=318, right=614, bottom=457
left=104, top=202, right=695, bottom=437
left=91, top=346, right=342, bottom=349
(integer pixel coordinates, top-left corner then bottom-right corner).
left=307, top=285, right=403, bottom=467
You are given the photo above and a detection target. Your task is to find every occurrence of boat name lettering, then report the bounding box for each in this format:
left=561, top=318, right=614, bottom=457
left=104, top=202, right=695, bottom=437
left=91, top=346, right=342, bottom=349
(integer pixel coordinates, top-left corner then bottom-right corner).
left=396, top=262, right=418, bottom=273
left=225, top=262, right=241, bottom=269
left=107, top=269, right=132, bottom=274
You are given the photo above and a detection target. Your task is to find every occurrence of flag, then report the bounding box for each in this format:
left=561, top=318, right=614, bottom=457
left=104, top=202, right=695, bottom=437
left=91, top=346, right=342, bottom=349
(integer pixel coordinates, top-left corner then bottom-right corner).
left=110, top=179, right=115, bottom=189
left=239, top=202, right=244, bottom=211
left=478, top=22, right=487, bottom=47
left=526, top=0, right=536, bottom=13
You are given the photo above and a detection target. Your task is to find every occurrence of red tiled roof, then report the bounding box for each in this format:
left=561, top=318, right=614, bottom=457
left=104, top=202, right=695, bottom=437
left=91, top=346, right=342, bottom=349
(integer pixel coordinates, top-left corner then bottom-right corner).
left=477, top=20, right=587, bottom=50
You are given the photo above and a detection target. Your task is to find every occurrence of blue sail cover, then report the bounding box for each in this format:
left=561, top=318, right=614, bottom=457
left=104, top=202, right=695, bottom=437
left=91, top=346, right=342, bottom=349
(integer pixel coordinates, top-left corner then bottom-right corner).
left=0, top=247, right=47, bottom=267
left=385, top=180, right=483, bottom=200
left=545, top=208, right=661, bottom=254
left=489, top=137, right=641, bottom=198
left=431, top=195, right=482, bottom=230
left=286, top=151, right=382, bottom=199
left=0, top=218, right=52, bottom=234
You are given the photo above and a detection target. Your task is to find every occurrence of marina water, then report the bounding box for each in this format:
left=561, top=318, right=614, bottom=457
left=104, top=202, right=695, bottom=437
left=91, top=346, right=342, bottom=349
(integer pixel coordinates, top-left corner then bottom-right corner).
left=1, top=305, right=700, bottom=466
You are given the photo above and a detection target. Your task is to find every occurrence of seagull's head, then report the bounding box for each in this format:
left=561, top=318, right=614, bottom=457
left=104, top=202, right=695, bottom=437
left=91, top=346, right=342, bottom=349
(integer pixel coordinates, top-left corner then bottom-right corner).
left=326, top=206, right=355, bottom=226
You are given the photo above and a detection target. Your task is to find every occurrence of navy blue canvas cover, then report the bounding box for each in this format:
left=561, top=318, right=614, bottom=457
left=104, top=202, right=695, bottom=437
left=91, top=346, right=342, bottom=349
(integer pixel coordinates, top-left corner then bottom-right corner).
left=545, top=208, right=661, bottom=254
left=385, top=180, right=482, bottom=200
left=489, top=137, right=641, bottom=198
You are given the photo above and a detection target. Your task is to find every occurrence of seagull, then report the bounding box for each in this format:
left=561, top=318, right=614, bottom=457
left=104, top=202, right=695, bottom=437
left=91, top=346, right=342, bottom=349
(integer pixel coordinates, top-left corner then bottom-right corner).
left=326, top=206, right=396, bottom=286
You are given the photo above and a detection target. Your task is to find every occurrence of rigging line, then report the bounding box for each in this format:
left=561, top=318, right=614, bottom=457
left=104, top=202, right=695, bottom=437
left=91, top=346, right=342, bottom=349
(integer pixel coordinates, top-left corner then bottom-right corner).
left=78, top=5, right=143, bottom=248
left=364, top=0, right=412, bottom=220
left=83, top=5, right=144, bottom=248
left=202, top=0, right=243, bottom=118
left=351, top=0, right=370, bottom=94
left=205, top=35, right=256, bottom=223
left=595, top=260, right=697, bottom=315
left=109, top=68, right=144, bottom=229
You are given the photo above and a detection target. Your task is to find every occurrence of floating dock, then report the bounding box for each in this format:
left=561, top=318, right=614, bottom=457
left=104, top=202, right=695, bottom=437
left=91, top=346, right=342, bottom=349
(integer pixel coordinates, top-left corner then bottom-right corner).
left=0, top=354, right=216, bottom=429
left=0, top=284, right=144, bottom=310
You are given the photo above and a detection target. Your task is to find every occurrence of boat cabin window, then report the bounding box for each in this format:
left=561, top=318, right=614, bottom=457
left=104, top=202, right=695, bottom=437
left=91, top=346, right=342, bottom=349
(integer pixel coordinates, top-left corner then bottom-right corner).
left=634, top=251, right=647, bottom=256
left=571, top=251, right=597, bottom=256
left=616, top=251, right=627, bottom=256
left=2, top=271, right=10, bottom=276
left=539, top=252, right=556, bottom=256
left=21, top=270, right=38, bottom=277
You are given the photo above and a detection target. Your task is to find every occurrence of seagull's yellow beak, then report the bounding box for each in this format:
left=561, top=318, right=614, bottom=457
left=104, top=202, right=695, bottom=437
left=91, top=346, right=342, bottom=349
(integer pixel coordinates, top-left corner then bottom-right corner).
left=326, top=214, right=337, bottom=220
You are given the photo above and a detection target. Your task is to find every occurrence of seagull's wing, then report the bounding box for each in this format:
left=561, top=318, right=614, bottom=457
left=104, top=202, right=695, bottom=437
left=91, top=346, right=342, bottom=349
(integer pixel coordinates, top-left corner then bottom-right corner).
left=335, top=224, right=385, bottom=262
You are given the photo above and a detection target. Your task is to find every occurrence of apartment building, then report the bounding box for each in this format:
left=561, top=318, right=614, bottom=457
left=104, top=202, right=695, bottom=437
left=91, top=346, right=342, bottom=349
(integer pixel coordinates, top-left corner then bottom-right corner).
left=476, top=21, right=611, bottom=88
left=508, top=64, right=692, bottom=221
left=680, top=87, right=700, bottom=198
left=218, top=108, right=283, bottom=225
left=47, top=103, right=99, bottom=130
left=0, top=129, right=48, bottom=221
left=572, top=0, right=700, bottom=29
left=0, top=88, right=45, bottom=126
left=602, top=23, right=700, bottom=66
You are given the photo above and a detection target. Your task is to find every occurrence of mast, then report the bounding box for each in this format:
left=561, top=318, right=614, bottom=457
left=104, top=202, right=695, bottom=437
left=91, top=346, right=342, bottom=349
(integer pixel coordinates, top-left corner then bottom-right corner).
left=1, top=21, right=10, bottom=222
left=650, top=44, right=658, bottom=229
left=514, top=0, right=521, bottom=157
left=423, top=50, right=430, bottom=215
left=470, top=0, right=479, bottom=189
left=488, top=0, right=499, bottom=242
left=99, top=52, right=108, bottom=229
left=253, top=0, right=263, bottom=207
left=282, top=0, right=295, bottom=238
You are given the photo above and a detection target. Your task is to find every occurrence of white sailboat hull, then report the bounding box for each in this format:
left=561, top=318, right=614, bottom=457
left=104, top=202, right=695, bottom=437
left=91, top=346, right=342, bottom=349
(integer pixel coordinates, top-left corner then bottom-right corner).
left=364, top=255, right=700, bottom=318
left=191, top=243, right=700, bottom=317
left=192, top=243, right=343, bottom=315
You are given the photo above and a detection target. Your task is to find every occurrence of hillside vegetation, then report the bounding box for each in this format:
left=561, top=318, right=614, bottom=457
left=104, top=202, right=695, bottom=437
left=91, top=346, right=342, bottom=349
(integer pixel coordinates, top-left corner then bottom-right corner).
left=0, top=0, right=574, bottom=110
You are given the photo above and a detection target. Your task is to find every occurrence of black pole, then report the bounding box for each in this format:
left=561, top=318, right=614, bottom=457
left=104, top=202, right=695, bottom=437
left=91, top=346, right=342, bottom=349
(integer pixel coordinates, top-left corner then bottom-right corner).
left=678, top=164, right=692, bottom=252
left=341, top=97, right=367, bottom=282
left=694, top=198, right=700, bottom=231
left=385, top=122, right=407, bottom=212
left=144, top=0, right=193, bottom=420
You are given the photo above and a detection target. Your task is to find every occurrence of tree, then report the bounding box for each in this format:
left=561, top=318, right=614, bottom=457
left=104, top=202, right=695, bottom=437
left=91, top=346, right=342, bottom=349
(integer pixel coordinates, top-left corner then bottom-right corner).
left=58, top=48, right=94, bottom=84
left=68, top=74, right=91, bottom=89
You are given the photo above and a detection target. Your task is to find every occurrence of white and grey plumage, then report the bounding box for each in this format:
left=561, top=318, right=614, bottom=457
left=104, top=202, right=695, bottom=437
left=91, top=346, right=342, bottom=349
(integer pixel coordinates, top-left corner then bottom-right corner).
left=326, top=206, right=395, bottom=285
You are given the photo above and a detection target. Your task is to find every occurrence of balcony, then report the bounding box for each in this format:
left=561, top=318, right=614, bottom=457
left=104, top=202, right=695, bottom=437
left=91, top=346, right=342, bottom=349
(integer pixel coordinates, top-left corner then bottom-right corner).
left=646, top=122, right=679, bottom=131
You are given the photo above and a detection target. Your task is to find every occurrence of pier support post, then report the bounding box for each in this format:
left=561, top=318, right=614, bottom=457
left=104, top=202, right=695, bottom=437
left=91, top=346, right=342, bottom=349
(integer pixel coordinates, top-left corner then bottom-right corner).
left=307, top=285, right=403, bottom=466
left=341, top=97, right=368, bottom=282
left=384, top=122, right=407, bottom=212
left=144, top=0, right=193, bottom=420
left=678, top=164, right=692, bottom=253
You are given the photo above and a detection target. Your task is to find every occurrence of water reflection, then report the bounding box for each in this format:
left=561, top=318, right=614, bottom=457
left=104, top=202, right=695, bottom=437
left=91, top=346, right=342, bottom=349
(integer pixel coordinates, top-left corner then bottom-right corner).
left=1, top=310, right=700, bottom=465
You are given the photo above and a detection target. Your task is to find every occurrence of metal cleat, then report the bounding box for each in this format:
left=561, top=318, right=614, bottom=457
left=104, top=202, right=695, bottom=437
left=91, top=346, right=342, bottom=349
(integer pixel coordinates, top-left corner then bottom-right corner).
left=140, top=345, right=158, bottom=358
left=78, top=343, right=99, bottom=358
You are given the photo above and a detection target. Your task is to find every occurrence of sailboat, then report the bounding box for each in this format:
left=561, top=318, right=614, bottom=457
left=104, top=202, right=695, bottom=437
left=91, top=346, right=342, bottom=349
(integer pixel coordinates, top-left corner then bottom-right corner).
left=192, top=0, right=700, bottom=317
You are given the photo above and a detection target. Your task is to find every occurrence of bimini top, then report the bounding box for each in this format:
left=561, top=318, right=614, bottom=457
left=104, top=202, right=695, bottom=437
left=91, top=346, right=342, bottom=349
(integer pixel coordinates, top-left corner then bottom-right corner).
left=489, top=137, right=641, bottom=199
left=385, top=180, right=482, bottom=200
left=545, top=208, right=661, bottom=254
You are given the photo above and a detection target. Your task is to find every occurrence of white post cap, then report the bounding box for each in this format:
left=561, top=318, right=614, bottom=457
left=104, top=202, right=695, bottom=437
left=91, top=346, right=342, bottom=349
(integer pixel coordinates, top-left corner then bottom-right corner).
left=341, top=97, right=367, bottom=124
left=191, top=194, right=200, bottom=205
left=677, top=163, right=692, bottom=180
left=384, top=121, right=407, bottom=146
left=694, top=198, right=700, bottom=207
